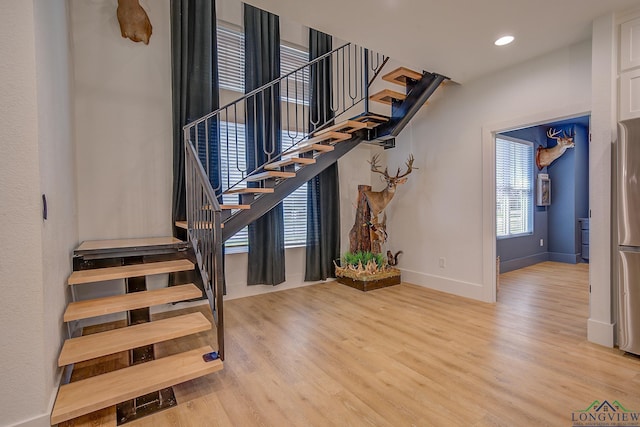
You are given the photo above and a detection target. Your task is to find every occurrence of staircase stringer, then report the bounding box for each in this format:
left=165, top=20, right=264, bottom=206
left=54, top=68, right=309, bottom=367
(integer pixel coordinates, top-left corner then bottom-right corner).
left=373, top=72, right=449, bottom=139
left=222, top=134, right=365, bottom=241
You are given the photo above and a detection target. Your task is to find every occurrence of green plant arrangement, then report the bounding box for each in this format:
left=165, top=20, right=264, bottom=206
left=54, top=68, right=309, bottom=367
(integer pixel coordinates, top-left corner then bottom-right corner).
left=342, top=251, right=385, bottom=269
left=342, top=251, right=386, bottom=269
left=334, top=250, right=396, bottom=279
left=334, top=250, right=402, bottom=291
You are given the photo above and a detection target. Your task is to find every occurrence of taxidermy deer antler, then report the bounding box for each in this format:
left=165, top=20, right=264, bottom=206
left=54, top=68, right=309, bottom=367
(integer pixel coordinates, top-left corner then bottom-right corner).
left=117, top=0, right=152, bottom=45
left=364, top=154, right=415, bottom=217
left=536, top=128, right=574, bottom=170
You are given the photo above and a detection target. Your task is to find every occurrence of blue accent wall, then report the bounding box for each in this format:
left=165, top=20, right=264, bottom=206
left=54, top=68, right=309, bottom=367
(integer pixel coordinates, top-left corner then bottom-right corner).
left=497, top=127, right=549, bottom=273
left=547, top=124, right=589, bottom=263
left=574, top=124, right=590, bottom=240
left=497, top=118, right=589, bottom=272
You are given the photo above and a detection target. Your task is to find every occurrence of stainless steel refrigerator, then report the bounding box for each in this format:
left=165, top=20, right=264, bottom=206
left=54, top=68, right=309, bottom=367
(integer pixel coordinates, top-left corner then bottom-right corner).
left=618, top=118, right=640, bottom=355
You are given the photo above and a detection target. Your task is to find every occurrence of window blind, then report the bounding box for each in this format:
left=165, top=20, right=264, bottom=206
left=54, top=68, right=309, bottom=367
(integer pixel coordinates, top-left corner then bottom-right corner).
left=496, top=137, right=533, bottom=237
left=217, top=25, right=311, bottom=105
left=217, top=24, right=245, bottom=92
left=280, top=44, right=310, bottom=105
left=220, top=122, right=308, bottom=248
left=216, top=24, right=311, bottom=248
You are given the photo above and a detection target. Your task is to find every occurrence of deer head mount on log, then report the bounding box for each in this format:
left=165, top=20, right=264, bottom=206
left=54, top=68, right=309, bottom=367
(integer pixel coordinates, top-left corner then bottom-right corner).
left=364, top=154, right=415, bottom=217
left=117, top=0, right=152, bottom=45
left=536, top=128, right=574, bottom=170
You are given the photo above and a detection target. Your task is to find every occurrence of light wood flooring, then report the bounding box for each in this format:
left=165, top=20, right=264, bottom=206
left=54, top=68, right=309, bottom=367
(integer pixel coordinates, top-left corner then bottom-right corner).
left=63, top=261, right=640, bottom=426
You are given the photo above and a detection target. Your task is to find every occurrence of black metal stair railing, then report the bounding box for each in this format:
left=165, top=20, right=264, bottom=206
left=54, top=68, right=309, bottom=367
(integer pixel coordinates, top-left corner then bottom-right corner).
left=184, top=140, right=225, bottom=360
left=184, top=42, right=386, bottom=198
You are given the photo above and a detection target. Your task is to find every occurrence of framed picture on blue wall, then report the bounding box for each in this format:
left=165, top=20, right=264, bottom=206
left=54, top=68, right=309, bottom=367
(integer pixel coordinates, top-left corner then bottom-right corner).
left=537, top=173, right=550, bottom=206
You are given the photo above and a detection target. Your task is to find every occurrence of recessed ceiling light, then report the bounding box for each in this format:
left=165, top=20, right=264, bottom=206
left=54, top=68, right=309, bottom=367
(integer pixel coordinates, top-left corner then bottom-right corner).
left=495, top=35, right=514, bottom=46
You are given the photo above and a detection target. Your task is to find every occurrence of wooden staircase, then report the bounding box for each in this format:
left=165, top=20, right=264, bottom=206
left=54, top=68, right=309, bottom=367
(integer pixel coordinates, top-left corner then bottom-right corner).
left=217, top=116, right=385, bottom=240
left=213, top=66, right=447, bottom=242
left=51, top=237, right=223, bottom=425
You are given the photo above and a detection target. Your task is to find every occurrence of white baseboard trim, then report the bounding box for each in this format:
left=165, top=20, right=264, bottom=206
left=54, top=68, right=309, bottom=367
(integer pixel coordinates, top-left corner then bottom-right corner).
left=587, top=318, right=615, bottom=347
left=400, top=268, right=484, bottom=301
left=500, top=252, right=549, bottom=273
left=8, top=387, right=58, bottom=427
left=7, top=414, right=50, bottom=427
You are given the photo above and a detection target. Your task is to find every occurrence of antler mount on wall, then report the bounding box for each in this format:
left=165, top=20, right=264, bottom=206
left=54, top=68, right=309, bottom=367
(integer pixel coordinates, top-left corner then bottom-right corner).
left=536, top=128, right=575, bottom=170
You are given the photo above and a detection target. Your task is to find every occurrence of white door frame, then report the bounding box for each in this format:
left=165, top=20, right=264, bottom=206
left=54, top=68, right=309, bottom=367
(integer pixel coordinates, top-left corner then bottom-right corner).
left=481, top=107, right=591, bottom=303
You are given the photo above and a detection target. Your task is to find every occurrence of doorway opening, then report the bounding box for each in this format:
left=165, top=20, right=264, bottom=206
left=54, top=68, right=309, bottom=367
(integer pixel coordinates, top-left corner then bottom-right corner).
left=496, top=115, right=590, bottom=284
left=481, top=110, right=592, bottom=304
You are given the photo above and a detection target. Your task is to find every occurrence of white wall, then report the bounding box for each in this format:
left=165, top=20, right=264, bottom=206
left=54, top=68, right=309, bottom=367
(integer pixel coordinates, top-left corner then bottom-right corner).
left=0, top=2, right=46, bottom=424
left=588, top=13, right=617, bottom=346
left=0, top=0, right=76, bottom=425
left=68, top=0, right=382, bottom=302
left=34, top=0, right=77, bottom=420
left=385, top=41, right=592, bottom=301
left=71, top=0, right=173, bottom=242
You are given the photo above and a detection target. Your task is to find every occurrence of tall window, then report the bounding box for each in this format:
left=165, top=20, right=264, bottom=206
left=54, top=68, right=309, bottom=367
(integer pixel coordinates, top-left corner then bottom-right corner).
left=216, top=23, right=310, bottom=249
left=280, top=43, right=310, bottom=105
left=496, top=137, right=533, bottom=238
left=217, top=24, right=245, bottom=92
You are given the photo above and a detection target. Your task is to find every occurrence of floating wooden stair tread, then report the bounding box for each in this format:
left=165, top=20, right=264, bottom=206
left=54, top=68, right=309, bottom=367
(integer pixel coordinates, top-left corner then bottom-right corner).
left=76, top=237, right=183, bottom=252
left=219, top=204, right=250, bottom=210
left=370, top=89, right=407, bottom=105
left=63, top=284, right=201, bottom=322
left=284, top=143, right=335, bottom=156
left=50, top=345, right=223, bottom=425
left=302, top=131, right=352, bottom=146
left=223, top=187, right=274, bottom=194
left=352, top=114, right=389, bottom=123
left=175, top=220, right=222, bottom=230
left=382, top=66, right=423, bottom=86
left=245, top=171, right=296, bottom=182
left=58, top=312, right=211, bottom=366
left=264, top=156, right=316, bottom=170
left=362, top=121, right=382, bottom=129
left=313, top=121, right=367, bottom=136
left=67, top=259, right=194, bottom=286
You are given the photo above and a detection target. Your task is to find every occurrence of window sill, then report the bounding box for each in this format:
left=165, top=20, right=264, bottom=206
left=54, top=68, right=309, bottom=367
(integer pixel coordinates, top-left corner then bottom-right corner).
left=224, top=243, right=307, bottom=255
left=497, top=232, right=533, bottom=240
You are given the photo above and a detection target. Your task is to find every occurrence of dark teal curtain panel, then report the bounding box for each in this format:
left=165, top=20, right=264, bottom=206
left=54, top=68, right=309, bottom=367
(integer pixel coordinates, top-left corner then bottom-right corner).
left=170, top=0, right=220, bottom=223
left=244, top=4, right=285, bottom=286
left=305, top=29, right=340, bottom=281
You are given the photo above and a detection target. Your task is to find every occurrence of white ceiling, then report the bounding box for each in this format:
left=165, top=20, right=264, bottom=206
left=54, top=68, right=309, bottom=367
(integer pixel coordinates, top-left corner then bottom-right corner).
left=247, top=0, right=639, bottom=83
